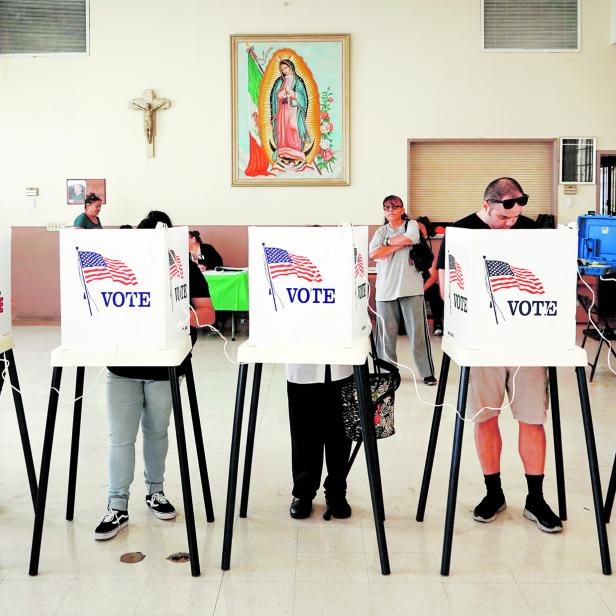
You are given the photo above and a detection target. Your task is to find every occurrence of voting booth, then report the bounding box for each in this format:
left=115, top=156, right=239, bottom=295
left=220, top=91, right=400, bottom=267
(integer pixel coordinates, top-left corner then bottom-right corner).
left=0, top=227, right=11, bottom=339
left=59, top=227, right=189, bottom=353
left=247, top=225, right=370, bottom=352
left=443, top=228, right=577, bottom=354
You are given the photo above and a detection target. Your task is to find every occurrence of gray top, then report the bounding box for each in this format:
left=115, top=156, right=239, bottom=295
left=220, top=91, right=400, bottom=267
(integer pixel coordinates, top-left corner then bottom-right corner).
left=369, top=220, right=424, bottom=301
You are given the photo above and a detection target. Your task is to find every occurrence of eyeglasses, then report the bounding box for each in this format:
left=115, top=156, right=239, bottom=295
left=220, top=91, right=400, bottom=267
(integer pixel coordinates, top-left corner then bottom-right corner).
left=487, top=193, right=529, bottom=209
left=383, top=205, right=403, bottom=211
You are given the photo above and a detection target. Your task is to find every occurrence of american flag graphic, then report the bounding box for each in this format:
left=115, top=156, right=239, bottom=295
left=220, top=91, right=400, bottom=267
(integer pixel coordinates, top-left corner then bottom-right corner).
left=485, top=259, right=544, bottom=294
left=264, top=246, right=322, bottom=283
left=78, top=251, right=138, bottom=286
left=355, top=252, right=365, bottom=278
left=168, top=249, right=184, bottom=279
left=448, top=254, right=464, bottom=289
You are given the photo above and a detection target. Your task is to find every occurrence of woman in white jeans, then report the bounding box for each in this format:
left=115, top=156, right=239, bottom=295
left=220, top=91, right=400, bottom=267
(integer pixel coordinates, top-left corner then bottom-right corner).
left=94, top=211, right=215, bottom=540
left=369, top=195, right=436, bottom=386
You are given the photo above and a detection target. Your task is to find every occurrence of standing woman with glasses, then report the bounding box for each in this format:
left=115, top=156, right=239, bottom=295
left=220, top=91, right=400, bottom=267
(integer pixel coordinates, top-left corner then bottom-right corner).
left=369, top=195, right=437, bottom=385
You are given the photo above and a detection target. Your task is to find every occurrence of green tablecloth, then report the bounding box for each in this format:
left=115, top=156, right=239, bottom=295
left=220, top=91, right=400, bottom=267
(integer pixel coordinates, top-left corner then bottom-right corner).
left=203, top=270, right=249, bottom=311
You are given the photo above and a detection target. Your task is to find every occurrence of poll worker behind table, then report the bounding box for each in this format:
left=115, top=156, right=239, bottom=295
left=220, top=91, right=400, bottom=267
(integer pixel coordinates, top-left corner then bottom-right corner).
left=369, top=195, right=437, bottom=386
left=188, top=230, right=223, bottom=272
left=286, top=364, right=354, bottom=519
left=436, top=176, right=562, bottom=533
left=94, top=210, right=215, bottom=540
left=73, top=193, right=103, bottom=229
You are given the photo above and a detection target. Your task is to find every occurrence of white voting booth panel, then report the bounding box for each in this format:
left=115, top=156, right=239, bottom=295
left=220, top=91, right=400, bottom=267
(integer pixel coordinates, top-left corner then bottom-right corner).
left=444, top=228, right=577, bottom=355
left=0, top=227, right=11, bottom=339
left=247, top=226, right=370, bottom=355
left=59, top=227, right=190, bottom=355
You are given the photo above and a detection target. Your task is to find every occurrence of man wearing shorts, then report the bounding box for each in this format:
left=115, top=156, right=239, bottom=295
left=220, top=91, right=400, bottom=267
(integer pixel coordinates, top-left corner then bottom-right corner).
left=436, top=177, right=562, bottom=533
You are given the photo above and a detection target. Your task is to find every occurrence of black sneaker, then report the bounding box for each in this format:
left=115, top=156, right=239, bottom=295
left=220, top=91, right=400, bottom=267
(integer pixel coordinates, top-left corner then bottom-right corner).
left=423, top=376, right=437, bottom=386
left=324, top=495, right=352, bottom=520
left=473, top=492, right=506, bottom=523
left=523, top=498, right=563, bottom=533
left=94, top=506, right=129, bottom=540
left=146, top=492, right=177, bottom=520
left=433, top=327, right=443, bottom=337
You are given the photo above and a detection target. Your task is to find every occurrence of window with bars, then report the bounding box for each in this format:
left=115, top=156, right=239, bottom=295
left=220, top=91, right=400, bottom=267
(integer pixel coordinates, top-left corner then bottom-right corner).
left=0, top=0, right=88, bottom=55
left=482, top=0, right=579, bottom=51
left=560, top=138, right=595, bottom=184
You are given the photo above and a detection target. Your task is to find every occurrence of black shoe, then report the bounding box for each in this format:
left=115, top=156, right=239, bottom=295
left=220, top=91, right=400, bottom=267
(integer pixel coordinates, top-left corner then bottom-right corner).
left=94, top=506, right=129, bottom=540
left=433, top=327, right=443, bottom=337
left=523, top=498, right=563, bottom=533
left=146, top=492, right=177, bottom=520
left=289, top=497, right=312, bottom=519
left=473, top=492, right=506, bottom=523
left=324, top=495, right=352, bottom=520
left=423, top=376, right=437, bottom=386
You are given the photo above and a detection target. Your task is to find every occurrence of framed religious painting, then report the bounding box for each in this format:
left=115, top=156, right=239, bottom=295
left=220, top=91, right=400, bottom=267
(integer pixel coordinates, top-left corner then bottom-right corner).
left=67, top=178, right=106, bottom=204
left=231, top=34, right=350, bottom=186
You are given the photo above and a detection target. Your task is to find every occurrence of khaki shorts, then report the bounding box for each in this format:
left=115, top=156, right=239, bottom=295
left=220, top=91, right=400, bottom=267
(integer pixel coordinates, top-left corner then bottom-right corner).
left=467, top=366, right=548, bottom=425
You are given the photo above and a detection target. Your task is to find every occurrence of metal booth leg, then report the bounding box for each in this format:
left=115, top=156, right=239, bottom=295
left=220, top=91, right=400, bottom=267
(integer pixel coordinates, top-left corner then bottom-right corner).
left=169, top=366, right=200, bottom=577
left=547, top=367, right=567, bottom=521
left=354, top=363, right=390, bottom=575
left=66, top=367, right=85, bottom=521
left=184, top=359, right=215, bottom=523
left=440, top=365, right=470, bottom=577
left=416, top=353, right=451, bottom=522
left=239, top=363, right=263, bottom=518
left=575, top=367, right=612, bottom=575
left=5, top=349, right=38, bottom=509
left=221, top=363, right=249, bottom=571
left=605, top=452, right=616, bottom=523
left=29, top=367, right=63, bottom=576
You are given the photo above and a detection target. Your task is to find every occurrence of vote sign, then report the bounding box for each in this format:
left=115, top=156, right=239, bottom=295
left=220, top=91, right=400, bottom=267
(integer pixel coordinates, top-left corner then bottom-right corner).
left=59, top=227, right=190, bottom=353
left=444, top=228, right=577, bottom=353
left=248, top=226, right=370, bottom=350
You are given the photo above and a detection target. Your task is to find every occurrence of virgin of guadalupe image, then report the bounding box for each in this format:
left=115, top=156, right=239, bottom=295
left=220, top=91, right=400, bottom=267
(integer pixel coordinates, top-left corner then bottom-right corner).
left=269, top=59, right=312, bottom=168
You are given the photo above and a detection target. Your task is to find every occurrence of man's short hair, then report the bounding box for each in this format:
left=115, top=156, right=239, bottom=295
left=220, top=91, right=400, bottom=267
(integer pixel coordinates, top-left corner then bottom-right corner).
left=483, top=177, right=524, bottom=202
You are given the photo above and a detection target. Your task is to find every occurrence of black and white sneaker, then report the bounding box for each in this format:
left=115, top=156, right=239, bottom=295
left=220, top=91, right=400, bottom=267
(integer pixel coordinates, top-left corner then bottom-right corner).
left=523, top=498, right=563, bottom=533
left=423, top=376, right=437, bottom=386
left=433, top=327, right=443, bottom=337
left=473, top=493, right=506, bottom=523
left=94, top=506, right=129, bottom=541
left=146, top=491, right=177, bottom=520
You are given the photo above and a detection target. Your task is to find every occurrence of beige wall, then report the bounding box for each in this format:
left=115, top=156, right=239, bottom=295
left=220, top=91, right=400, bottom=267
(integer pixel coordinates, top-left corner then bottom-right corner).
left=1, top=0, right=615, bottom=230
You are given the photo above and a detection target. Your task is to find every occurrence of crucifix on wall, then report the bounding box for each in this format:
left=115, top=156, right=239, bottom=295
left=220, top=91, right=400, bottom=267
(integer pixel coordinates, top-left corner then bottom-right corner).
left=128, top=89, right=170, bottom=158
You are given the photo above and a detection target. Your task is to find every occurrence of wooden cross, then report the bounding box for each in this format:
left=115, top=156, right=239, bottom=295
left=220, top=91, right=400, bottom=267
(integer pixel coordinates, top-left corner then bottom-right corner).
left=128, top=89, right=170, bottom=158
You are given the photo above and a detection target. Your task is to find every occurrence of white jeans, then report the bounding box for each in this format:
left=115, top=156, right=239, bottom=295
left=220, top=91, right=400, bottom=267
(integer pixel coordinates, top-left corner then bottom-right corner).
left=106, top=372, right=173, bottom=511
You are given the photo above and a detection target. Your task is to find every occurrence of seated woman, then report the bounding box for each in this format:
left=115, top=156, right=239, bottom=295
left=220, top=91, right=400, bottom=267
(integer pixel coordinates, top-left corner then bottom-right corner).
left=188, top=230, right=223, bottom=271
left=73, top=193, right=103, bottom=229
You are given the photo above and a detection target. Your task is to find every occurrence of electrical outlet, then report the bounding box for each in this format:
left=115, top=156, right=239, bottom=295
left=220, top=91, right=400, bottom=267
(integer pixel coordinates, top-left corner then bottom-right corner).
left=46, top=223, right=66, bottom=232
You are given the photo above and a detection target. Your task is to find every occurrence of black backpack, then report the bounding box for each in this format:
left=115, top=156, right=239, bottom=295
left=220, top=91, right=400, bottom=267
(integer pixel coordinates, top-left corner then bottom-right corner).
left=405, top=220, right=434, bottom=273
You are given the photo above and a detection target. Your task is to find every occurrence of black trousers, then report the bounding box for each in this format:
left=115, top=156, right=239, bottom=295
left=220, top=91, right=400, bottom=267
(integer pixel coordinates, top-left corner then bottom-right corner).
left=424, top=283, right=444, bottom=329
left=287, top=371, right=353, bottom=501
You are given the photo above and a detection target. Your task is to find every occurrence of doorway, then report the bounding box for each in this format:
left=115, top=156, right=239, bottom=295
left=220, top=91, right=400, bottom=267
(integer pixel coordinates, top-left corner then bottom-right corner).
left=597, top=151, right=616, bottom=215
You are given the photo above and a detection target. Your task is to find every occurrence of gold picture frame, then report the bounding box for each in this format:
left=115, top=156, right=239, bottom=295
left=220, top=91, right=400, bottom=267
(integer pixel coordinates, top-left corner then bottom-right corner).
left=231, top=34, right=350, bottom=186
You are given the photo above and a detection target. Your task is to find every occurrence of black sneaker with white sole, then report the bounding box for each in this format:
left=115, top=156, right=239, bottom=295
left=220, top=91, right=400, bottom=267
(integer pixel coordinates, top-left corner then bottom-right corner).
left=473, top=492, right=506, bottom=523
left=145, top=491, right=177, bottom=520
left=94, top=506, right=129, bottom=540
left=523, top=498, right=563, bottom=533
left=423, top=376, right=437, bottom=386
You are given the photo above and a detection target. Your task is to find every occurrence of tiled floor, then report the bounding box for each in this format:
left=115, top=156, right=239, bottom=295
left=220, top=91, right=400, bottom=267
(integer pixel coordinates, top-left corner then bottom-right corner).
left=0, top=325, right=615, bottom=615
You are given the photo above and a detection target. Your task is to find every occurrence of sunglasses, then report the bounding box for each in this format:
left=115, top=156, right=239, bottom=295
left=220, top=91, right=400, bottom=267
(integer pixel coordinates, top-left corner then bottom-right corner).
left=487, top=193, right=529, bottom=209
left=383, top=205, right=403, bottom=211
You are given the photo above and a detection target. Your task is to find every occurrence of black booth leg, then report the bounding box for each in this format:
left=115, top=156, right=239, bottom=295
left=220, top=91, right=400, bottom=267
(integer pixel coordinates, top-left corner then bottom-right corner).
left=185, top=360, right=215, bottom=523
left=605, top=452, right=616, bottom=523
left=441, top=365, right=470, bottom=577
left=169, top=367, right=200, bottom=577
left=0, top=352, right=5, bottom=397
left=548, top=367, right=567, bottom=522
left=66, top=367, right=85, bottom=521
left=589, top=337, right=604, bottom=382
left=6, top=349, right=38, bottom=509
left=575, top=367, right=612, bottom=575
left=416, top=353, right=451, bottom=522
left=354, top=363, right=390, bottom=575
left=239, top=363, right=263, bottom=519
left=221, top=363, right=249, bottom=571
left=29, top=367, right=63, bottom=576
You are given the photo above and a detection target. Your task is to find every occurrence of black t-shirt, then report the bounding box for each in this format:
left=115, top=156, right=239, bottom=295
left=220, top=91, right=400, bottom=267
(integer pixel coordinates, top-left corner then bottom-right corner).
left=108, top=259, right=211, bottom=380
left=198, top=243, right=223, bottom=270
left=436, top=213, right=537, bottom=270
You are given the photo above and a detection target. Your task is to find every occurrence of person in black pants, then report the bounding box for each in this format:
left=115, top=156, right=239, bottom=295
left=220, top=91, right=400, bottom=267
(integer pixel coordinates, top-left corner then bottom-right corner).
left=286, top=363, right=353, bottom=519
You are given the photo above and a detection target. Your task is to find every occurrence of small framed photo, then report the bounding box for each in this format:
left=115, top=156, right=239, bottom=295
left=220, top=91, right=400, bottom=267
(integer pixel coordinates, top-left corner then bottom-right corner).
left=559, top=138, right=596, bottom=184
left=67, top=178, right=106, bottom=204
